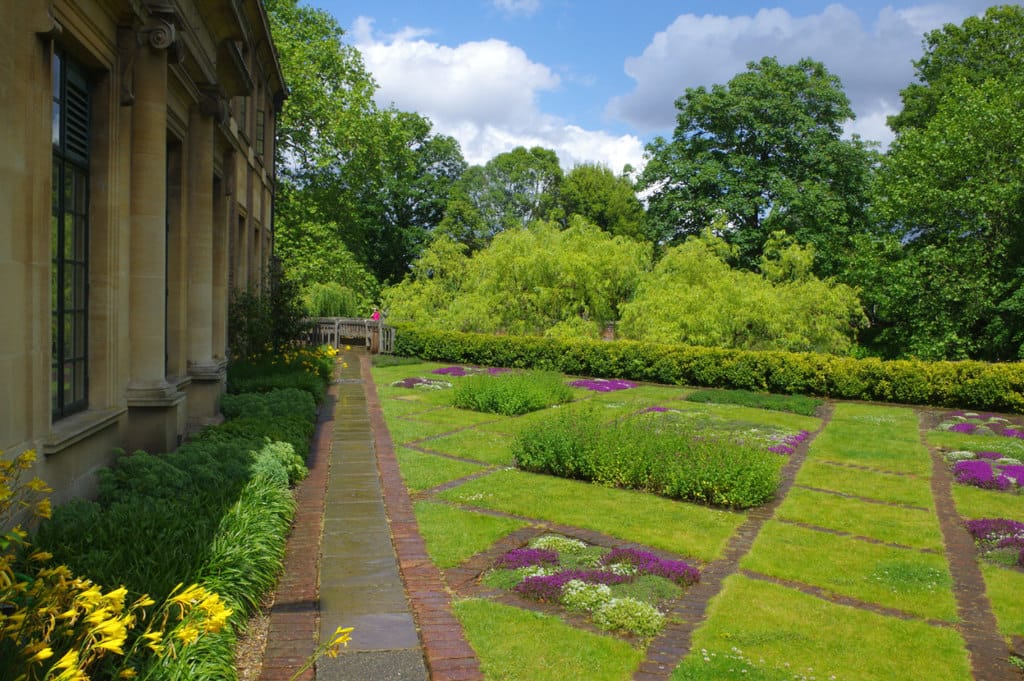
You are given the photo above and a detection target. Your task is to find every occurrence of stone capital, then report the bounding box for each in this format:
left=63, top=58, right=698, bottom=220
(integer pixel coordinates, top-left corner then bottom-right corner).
left=118, top=8, right=184, bottom=105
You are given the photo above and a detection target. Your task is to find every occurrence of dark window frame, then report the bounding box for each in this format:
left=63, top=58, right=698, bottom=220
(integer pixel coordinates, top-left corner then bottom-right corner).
left=51, top=49, right=90, bottom=420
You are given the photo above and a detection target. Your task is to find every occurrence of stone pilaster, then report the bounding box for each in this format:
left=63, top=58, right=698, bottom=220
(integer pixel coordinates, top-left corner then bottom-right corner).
left=186, top=97, right=226, bottom=432
left=124, top=14, right=184, bottom=453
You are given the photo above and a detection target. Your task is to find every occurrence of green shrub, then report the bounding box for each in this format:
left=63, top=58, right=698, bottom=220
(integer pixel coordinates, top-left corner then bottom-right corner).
left=513, top=409, right=782, bottom=509
left=394, top=327, right=1024, bottom=413
left=451, top=371, right=574, bottom=416
left=221, top=387, right=317, bottom=422
left=686, top=388, right=823, bottom=416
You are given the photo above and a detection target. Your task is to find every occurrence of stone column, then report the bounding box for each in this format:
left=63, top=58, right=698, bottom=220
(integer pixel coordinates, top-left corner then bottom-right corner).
left=124, top=14, right=184, bottom=453
left=185, top=95, right=226, bottom=430
left=127, top=23, right=171, bottom=394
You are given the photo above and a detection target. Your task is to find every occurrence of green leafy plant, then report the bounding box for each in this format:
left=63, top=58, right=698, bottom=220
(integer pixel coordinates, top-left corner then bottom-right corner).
left=451, top=370, right=574, bottom=416
left=513, top=408, right=783, bottom=509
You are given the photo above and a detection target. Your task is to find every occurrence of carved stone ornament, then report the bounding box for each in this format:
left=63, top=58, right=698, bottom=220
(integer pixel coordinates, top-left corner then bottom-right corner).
left=35, top=8, right=63, bottom=40
left=199, top=86, right=229, bottom=124
left=118, top=11, right=183, bottom=106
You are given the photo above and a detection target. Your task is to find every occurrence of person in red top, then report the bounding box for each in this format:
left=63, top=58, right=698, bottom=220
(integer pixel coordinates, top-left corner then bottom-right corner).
left=370, top=306, right=382, bottom=321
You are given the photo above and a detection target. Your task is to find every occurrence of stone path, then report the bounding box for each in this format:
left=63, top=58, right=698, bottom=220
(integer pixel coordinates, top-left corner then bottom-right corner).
left=260, top=354, right=1021, bottom=680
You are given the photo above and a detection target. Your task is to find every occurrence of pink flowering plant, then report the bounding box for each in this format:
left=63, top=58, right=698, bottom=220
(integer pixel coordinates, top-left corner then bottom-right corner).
left=937, top=410, right=1024, bottom=439
left=484, top=534, right=700, bottom=638
left=965, top=518, right=1024, bottom=568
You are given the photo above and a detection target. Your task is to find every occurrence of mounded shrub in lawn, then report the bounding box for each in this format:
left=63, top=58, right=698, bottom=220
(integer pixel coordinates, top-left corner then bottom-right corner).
left=451, top=370, right=574, bottom=416
left=512, top=407, right=782, bottom=509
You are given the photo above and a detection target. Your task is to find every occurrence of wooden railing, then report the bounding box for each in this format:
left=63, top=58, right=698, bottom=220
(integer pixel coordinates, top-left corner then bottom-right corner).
left=304, top=317, right=395, bottom=354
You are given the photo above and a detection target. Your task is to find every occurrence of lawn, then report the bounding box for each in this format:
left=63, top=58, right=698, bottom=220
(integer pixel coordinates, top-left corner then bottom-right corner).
left=372, top=361, right=1024, bottom=680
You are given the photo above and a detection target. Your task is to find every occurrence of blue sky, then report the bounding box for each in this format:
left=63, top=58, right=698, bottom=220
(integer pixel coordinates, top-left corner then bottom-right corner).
left=313, top=1, right=995, bottom=170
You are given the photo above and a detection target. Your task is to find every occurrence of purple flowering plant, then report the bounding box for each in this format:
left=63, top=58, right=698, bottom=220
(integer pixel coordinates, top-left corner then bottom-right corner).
left=495, top=548, right=559, bottom=570
left=513, top=570, right=631, bottom=602
left=937, top=410, right=1024, bottom=439
left=568, top=378, right=638, bottom=392
left=390, top=376, right=452, bottom=389
left=965, top=518, right=1024, bottom=568
left=491, top=535, right=701, bottom=633
left=766, top=430, right=811, bottom=455
left=953, top=460, right=1012, bottom=491
left=601, top=548, right=700, bottom=586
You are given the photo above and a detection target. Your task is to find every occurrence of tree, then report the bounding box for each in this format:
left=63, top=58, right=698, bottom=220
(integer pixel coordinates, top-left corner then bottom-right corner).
left=639, top=57, right=876, bottom=275
left=888, top=5, right=1024, bottom=134
left=864, top=75, right=1024, bottom=360
left=857, top=5, right=1024, bottom=360
left=437, top=146, right=563, bottom=251
left=266, top=0, right=465, bottom=286
left=560, top=163, right=647, bottom=240
left=383, top=218, right=652, bottom=336
left=617, top=231, right=866, bottom=354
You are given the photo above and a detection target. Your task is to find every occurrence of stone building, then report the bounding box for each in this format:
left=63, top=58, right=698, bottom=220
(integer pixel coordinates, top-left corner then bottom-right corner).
left=0, top=1, right=286, bottom=502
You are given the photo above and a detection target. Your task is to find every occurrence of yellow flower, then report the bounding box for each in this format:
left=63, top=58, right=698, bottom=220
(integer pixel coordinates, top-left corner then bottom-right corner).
left=118, top=668, right=138, bottom=678
left=24, top=643, right=54, bottom=663
left=325, top=626, right=354, bottom=657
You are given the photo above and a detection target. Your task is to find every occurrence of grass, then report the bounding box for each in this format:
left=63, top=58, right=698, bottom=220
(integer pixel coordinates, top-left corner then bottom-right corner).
left=808, top=403, right=931, bottom=475
left=981, top=562, right=1024, bottom=639
left=414, top=500, right=527, bottom=568
left=951, top=482, right=1024, bottom=520
left=794, top=460, right=935, bottom=508
left=673, top=575, right=971, bottom=681
left=394, top=447, right=486, bottom=492
left=685, top=388, right=824, bottom=416
left=438, top=468, right=743, bottom=562
left=370, top=361, right=1024, bottom=680
left=775, top=487, right=944, bottom=550
left=740, top=521, right=958, bottom=622
left=454, top=598, right=644, bottom=681
left=421, top=429, right=517, bottom=465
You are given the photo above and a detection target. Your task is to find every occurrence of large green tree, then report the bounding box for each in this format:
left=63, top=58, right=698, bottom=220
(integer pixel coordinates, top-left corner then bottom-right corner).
left=640, top=57, right=876, bottom=275
left=859, top=5, right=1024, bottom=360
left=617, top=231, right=866, bottom=354
left=266, top=0, right=465, bottom=286
left=436, top=146, right=563, bottom=251
left=888, top=4, right=1024, bottom=134
left=560, top=163, right=647, bottom=241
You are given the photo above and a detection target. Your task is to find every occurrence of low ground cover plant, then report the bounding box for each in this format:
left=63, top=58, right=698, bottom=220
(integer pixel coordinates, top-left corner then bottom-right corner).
left=484, top=534, right=699, bottom=638
left=966, top=518, right=1024, bottom=568
left=685, top=388, right=823, bottom=416
left=568, top=378, right=638, bottom=392
left=452, top=370, right=574, bottom=416
left=512, top=406, right=786, bottom=509
left=936, top=410, right=1024, bottom=438
left=391, top=376, right=453, bottom=389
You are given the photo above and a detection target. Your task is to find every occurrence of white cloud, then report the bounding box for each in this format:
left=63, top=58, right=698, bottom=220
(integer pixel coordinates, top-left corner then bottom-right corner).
left=493, top=0, right=541, bottom=17
left=352, top=17, right=645, bottom=171
left=607, top=2, right=992, bottom=147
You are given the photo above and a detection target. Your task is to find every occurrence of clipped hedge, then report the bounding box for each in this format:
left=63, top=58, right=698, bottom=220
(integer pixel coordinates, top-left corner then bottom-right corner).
left=394, top=327, right=1024, bottom=413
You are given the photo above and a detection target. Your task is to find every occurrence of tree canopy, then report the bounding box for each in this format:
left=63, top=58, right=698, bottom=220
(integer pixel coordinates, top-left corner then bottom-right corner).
left=639, top=56, right=876, bottom=275
left=383, top=218, right=652, bottom=337
left=617, top=231, right=866, bottom=354
left=266, top=0, right=466, bottom=287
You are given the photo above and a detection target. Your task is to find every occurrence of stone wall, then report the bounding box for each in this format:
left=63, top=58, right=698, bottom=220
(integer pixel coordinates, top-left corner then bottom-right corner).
left=0, top=0, right=285, bottom=504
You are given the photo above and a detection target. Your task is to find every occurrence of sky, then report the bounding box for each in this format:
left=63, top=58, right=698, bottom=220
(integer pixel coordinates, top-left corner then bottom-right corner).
left=312, top=1, right=996, bottom=171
